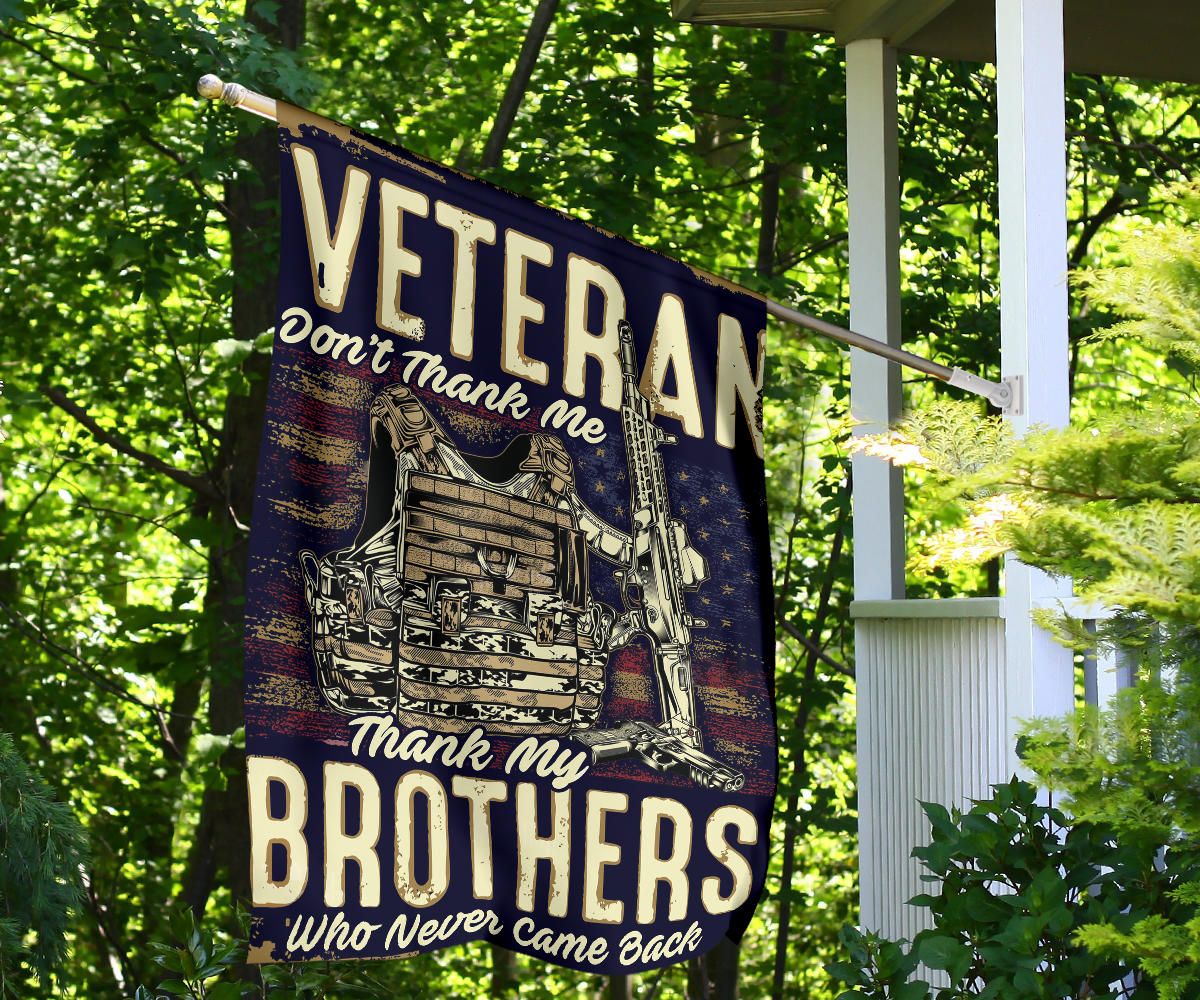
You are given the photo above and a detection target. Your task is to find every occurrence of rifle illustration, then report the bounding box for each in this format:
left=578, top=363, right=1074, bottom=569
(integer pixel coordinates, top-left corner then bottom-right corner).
left=572, top=319, right=745, bottom=792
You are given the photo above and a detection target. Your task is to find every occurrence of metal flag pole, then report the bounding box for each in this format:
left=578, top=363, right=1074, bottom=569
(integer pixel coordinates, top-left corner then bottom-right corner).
left=197, top=73, right=1021, bottom=413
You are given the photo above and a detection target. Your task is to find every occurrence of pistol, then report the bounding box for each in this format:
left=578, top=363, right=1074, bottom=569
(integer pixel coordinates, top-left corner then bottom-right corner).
left=574, top=720, right=744, bottom=792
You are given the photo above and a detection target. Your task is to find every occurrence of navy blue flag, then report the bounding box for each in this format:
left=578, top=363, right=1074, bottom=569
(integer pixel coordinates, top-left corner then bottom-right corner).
left=243, top=102, right=775, bottom=974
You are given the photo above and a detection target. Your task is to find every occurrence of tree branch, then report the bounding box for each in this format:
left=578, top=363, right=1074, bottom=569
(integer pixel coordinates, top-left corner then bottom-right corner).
left=771, top=483, right=851, bottom=999
left=777, top=619, right=853, bottom=678
left=0, top=26, right=237, bottom=221
left=755, top=31, right=787, bottom=277
left=80, top=872, right=134, bottom=994
left=1070, top=190, right=1126, bottom=269
left=0, top=26, right=98, bottom=85
left=40, top=385, right=220, bottom=501
left=0, top=596, right=198, bottom=745
left=478, top=0, right=560, bottom=170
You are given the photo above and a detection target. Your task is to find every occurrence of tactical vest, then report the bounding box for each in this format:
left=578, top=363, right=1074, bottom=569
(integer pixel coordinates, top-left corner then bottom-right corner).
left=299, top=384, right=608, bottom=736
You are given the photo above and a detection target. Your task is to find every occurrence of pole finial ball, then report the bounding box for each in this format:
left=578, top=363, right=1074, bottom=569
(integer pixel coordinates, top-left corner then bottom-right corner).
left=197, top=74, right=225, bottom=100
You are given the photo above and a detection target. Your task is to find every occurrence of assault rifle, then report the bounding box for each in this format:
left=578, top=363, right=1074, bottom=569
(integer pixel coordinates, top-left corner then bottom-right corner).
left=572, top=319, right=744, bottom=792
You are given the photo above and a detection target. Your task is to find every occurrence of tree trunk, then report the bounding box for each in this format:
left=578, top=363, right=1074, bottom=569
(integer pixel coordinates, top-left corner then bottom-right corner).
left=606, top=973, right=634, bottom=1000
left=633, top=14, right=657, bottom=216
left=687, top=956, right=708, bottom=1000
left=478, top=0, right=560, bottom=170
left=770, top=483, right=849, bottom=998
left=688, top=938, right=740, bottom=1000
left=491, top=944, right=519, bottom=997
left=755, top=31, right=788, bottom=277
left=181, top=0, right=306, bottom=917
left=709, top=938, right=740, bottom=1000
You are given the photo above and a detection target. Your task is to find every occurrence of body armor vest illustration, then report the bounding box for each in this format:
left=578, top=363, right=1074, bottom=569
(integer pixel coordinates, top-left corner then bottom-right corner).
left=299, top=385, right=609, bottom=736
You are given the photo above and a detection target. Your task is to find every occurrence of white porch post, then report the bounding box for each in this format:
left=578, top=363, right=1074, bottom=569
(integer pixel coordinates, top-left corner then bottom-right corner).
left=995, top=0, right=1075, bottom=768
left=846, top=38, right=904, bottom=601
left=846, top=37, right=904, bottom=936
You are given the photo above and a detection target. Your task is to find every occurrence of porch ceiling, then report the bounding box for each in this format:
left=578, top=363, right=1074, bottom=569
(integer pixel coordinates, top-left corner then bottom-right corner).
left=671, top=0, right=1200, bottom=84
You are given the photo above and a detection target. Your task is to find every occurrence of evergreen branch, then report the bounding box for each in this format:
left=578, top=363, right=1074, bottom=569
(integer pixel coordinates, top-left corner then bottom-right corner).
left=0, top=733, right=89, bottom=987
left=995, top=478, right=1198, bottom=505
left=39, top=386, right=221, bottom=502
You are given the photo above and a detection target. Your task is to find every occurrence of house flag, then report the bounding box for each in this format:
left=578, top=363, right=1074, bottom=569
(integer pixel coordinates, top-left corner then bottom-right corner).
left=243, top=102, right=776, bottom=974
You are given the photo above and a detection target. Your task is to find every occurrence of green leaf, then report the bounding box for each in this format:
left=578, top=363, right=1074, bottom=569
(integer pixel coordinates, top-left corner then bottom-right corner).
left=915, top=934, right=972, bottom=982
left=251, top=0, right=280, bottom=24
left=213, top=338, right=255, bottom=365
left=964, top=888, right=1013, bottom=924
left=921, top=801, right=956, bottom=836
left=206, top=983, right=249, bottom=1000
left=191, top=732, right=232, bottom=765
left=1045, top=905, right=1074, bottom=936
left=826, top=960, right=863, bottom=986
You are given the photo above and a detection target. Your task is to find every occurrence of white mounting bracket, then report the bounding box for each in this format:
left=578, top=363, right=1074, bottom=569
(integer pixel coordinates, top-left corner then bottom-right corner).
left=946, top=370, right=1023, bottom=414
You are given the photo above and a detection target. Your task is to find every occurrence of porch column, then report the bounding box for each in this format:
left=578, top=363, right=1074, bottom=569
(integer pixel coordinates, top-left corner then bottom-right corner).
left=846, top=37, right=904, bottom=937
left=995, top=0, right=1075, bottom=768
left=846, top=38, right=904, bottom=601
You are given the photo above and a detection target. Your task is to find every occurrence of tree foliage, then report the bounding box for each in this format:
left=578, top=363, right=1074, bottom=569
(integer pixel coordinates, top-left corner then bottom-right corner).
left=1, top=0, right=1198, bottom=997
left=854, top=185, right=1200, bottom=615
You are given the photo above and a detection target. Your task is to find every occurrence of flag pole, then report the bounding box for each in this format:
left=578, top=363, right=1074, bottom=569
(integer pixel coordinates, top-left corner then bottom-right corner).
left=196, top=74, right=1020, bottom=413
left=197, top=73, right=277, bottom=120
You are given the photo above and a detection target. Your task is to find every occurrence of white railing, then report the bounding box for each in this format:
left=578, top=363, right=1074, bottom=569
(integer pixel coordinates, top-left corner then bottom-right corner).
left=852, top=597, right=1133, bottom=943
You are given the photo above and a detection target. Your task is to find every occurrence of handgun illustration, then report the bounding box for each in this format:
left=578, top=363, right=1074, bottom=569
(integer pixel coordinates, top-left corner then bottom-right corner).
left=574, top=720, right=744, bottom=791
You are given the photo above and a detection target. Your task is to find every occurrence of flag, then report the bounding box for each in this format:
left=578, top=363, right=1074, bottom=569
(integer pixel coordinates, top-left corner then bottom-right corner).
left=242, top=101, right=776, bottom=974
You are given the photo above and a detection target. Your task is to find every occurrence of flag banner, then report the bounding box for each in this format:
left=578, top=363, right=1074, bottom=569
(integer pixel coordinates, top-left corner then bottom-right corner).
left=243, top=101, right=775, bottom=974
